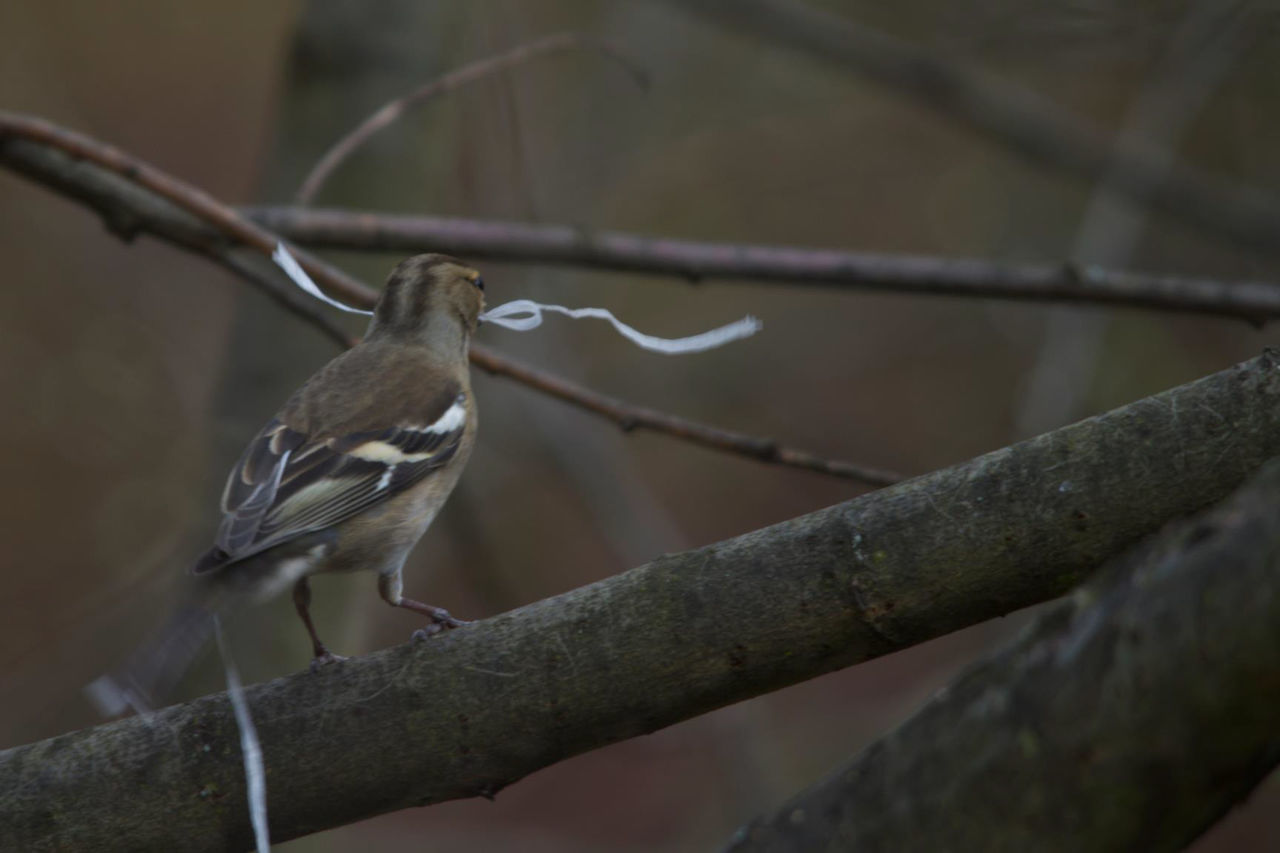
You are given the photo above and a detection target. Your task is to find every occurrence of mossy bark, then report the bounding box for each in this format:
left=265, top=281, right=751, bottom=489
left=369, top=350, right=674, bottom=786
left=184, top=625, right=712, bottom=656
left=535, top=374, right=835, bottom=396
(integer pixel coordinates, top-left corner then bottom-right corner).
left=728, top=458, right=1280, bottom=853
left=4, top=353, right=1280, bottom=850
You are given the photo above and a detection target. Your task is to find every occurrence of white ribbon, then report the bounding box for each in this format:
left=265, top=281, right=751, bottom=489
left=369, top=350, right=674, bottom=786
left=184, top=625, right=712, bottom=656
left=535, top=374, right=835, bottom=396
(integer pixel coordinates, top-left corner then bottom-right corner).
left=480, top=299, right=761, bottom=355
left=273, top=243, right=762, bottom=354
left=273, top=243, right=373, bottom=316
left=215, top=615, right=270, bottom=853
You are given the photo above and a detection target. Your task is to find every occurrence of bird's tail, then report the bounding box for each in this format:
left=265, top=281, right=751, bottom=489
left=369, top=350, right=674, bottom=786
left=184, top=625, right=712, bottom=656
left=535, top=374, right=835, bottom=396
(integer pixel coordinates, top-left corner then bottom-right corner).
left=85, top=603, right=215, bottom=716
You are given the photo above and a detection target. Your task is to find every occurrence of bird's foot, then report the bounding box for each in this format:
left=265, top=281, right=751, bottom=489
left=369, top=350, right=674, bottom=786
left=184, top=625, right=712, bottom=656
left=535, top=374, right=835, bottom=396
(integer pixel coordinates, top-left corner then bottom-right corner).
left=309, top=650, right=349, bottom=672
left=410, top=613, right=471, bottom=643
left=410, top=625, right=441, bottom=643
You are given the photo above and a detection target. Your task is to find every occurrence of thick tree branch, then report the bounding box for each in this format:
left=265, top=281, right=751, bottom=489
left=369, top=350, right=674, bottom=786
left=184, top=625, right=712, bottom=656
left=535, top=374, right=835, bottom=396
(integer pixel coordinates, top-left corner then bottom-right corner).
left=0, top=111, right=892, bottom=485
left=297, top=32, right=646, bottom=204
left=670, top=0, right=1280, bottom=259
left=5, top=352, right=1280, bottom=851
left=246, top=206, right=1280, bottom=323
left=728, top=457, right=1280, bottom=853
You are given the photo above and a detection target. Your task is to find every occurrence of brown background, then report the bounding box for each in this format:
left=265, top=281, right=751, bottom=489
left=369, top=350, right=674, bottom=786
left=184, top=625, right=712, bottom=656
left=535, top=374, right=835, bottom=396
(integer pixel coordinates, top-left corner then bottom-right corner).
left=1, top=2, right=1276, bottom=850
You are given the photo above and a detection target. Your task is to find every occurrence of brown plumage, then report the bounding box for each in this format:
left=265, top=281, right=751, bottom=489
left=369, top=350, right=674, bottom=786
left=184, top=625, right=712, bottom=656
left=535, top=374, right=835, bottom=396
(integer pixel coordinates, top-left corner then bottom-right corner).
left=89, top=254, right=485, bottom=714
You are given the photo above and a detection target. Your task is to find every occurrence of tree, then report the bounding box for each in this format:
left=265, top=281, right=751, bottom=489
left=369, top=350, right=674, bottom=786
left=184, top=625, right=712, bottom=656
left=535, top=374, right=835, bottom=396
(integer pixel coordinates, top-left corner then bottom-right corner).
left=2, top=2, right=1279, bottom=849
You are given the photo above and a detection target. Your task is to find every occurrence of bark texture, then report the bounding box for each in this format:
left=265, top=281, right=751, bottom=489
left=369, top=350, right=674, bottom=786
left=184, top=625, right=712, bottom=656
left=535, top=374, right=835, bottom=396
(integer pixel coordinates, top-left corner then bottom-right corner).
left=727, top=459, right=1280, bottom=853
left=3, top=353, right=1280, bottom=850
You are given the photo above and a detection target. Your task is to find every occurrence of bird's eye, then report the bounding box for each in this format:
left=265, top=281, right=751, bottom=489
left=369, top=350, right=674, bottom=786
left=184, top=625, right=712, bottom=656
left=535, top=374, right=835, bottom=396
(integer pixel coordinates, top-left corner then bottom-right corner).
left=472, top=276, right=485, bottom=292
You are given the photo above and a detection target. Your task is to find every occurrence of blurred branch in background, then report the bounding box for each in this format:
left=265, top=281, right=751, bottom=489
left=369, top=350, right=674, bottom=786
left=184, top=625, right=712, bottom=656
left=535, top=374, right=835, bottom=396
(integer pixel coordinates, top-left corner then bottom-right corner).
left=728, top=457, right=1280, bottom=853
left=1016, top=0, right=1258, bottom=435
left=0, top=118, right=356, bottom=349
left=5, top=351, right=1280, bottom=850
left=468, top=347, right=900, bottom=483
left=247, top=205, right=1280, bottom=324
left=296, top=32, right=647, bottom=205
left=0, top=115, right=372, bottom=307
left=669, top=0, right=1280, bottom=259
left=0, top=111, right=894, bottom=486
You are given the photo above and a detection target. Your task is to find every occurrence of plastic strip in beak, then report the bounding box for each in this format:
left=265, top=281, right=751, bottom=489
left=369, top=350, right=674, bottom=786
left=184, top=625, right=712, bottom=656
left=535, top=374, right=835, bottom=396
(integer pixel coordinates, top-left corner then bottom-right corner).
left=480, top=299, right=761, bottom=355
left=274, top=243, right=761, bottom=354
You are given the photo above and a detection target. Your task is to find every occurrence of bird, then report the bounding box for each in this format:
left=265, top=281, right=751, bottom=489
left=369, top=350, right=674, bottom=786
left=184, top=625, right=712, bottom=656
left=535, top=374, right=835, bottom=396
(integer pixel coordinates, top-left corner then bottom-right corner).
left=88, top=253, right=486, bottom=714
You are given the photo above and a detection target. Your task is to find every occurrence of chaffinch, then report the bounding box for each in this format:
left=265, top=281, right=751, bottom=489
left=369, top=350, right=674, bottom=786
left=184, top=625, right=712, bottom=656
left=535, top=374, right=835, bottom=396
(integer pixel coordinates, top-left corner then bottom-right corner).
left=90, top=253, right=485, bottom=713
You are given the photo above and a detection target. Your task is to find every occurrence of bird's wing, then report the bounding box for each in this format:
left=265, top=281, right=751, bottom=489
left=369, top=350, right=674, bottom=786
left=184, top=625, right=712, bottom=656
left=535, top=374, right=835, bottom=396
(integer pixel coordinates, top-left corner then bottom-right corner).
left=198, top=388, right=467, bottom=572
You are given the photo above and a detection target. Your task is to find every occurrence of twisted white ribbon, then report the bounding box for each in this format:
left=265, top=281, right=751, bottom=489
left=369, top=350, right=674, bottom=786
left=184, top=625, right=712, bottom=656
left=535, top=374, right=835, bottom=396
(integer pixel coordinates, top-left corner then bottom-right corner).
left=480, top=299, right=761, bottom=354
left=274, top=243, right=373, bottom=316
left=273, top=243, right=761, bottom=354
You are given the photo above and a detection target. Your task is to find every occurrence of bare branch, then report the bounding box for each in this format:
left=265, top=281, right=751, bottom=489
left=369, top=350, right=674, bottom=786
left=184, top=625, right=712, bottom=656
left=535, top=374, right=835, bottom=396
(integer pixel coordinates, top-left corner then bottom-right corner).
left=0, top=111, right=889, bottom=485
left=1015, top=0, right=1257, bottom=435
left=0, top=111, right=375, bottom=307
left=728, top=456, right=1280, bottom=853
left=295, top=32, right=646, bottom=205
left=245, top=206, right=1280, bottom=324
left=468, top=346, right=901, bottom=485
left=5, top=352, right=1280, bottom=851
left=669, top=0, right=1280, bottom=259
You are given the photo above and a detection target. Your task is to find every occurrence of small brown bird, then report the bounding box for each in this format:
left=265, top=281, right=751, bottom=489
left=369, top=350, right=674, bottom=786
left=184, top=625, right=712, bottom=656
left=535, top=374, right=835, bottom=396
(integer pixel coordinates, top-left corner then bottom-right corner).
left=89, top=254, right=485, bottom=713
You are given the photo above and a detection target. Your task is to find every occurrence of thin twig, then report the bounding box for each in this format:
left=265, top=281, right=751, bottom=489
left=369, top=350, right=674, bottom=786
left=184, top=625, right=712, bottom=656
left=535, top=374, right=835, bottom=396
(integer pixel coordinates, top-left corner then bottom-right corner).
left=0, top=111, right=892, bottom=485
left=216, top=253, right=357, bottom=349
left=0, top=112, right=376, bottom=308
left=244, top=206, right=1280, bottom=325
left=468, top=346, right=901, bottom=485
left=295, top=32, right=647, bottom=205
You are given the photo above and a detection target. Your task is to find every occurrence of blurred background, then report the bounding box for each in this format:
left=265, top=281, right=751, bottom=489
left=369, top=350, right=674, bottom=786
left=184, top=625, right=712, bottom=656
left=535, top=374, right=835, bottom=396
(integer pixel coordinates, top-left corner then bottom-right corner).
left=1, top=1, right=1277, bottom=850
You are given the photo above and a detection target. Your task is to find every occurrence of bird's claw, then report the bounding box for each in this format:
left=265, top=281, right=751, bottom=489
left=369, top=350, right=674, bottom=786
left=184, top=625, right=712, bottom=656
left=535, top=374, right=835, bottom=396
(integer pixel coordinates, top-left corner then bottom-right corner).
left=410, top=613, right=471, bottom=643
left=309, top=650, right=348, bottom=672
left=411, top=625, right=442, bottom=643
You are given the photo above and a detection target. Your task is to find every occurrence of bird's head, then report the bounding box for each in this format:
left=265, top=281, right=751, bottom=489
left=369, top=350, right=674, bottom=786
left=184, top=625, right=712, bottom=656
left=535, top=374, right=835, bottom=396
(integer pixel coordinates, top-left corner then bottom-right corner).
left=367, top=254, right=486, bottom=348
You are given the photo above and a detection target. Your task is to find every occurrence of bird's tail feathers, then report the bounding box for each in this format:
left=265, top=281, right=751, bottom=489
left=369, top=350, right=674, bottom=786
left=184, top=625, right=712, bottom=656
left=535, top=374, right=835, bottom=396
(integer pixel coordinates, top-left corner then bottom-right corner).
left=85, top=603, right=215, bottom=716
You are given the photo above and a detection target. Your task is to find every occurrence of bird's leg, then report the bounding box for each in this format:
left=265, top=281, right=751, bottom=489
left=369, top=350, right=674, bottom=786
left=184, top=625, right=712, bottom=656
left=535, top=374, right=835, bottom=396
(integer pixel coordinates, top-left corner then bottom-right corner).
left=293, top=577, right=346, bottom=668
left=377, top=572, right=470, bottom=641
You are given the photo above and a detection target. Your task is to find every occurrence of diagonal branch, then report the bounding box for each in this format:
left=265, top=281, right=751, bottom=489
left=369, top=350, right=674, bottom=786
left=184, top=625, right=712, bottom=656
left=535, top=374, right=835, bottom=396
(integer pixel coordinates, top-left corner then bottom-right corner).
left=728, top=457, right=1280, bottom=853
left=4, top=352, right=1280, bottom=850
left=0, top=111, right=891, bottom=485
left=0, top=112, right=376, bottom=307
left=296, top=32, right=647, bottom=205
left=467, top=346, right=899, bottom=483
left=246, top=205, right=1280, bottom=324
left=668, top=0, right=1280, bottom=259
